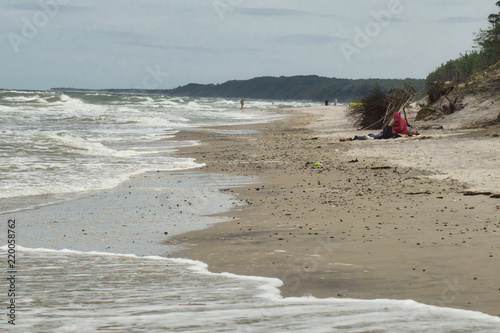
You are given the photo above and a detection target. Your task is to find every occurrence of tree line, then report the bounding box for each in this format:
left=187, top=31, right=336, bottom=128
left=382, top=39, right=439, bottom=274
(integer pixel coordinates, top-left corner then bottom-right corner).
left=165, top=76, right=425, bottom=103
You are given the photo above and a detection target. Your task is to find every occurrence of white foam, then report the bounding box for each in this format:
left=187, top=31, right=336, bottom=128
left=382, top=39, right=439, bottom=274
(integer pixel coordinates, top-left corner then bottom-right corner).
left=0, top=93, right=323, bottom=202
left=0, top=157, right=203, bottom=199
left=3, top=95, right=40, bottom=102
left=3, top=246, right=500, bottom=332
left=42, top=132, right=133, bottom=157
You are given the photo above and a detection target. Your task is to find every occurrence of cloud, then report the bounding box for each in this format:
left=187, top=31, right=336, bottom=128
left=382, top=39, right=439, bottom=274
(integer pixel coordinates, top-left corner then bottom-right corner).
left=1, top=2, right=87, bottom=13
left=1, top=3, right=41, bottom=11
left=117, top=38, right=258, bottom=55
left=274, top=34, right=346, bottom=45
left=439, top=17, right=486, bottom=24
left=1, top=0, right=496, bottom=90
left=237, top=7, right=334, bottom=18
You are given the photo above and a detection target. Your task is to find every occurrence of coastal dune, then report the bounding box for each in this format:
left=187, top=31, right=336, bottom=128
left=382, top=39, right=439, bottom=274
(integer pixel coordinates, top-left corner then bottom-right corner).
left=171, top=104, right=500, bottom=317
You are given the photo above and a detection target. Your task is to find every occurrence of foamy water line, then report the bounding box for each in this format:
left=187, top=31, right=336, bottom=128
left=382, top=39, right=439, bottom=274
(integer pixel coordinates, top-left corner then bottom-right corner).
left=2, top=246, right=499, bottom=332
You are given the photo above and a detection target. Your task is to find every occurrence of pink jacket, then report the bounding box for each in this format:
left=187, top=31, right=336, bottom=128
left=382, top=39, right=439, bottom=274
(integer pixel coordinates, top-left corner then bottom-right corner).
left=391, top=112, right=407, bottom=137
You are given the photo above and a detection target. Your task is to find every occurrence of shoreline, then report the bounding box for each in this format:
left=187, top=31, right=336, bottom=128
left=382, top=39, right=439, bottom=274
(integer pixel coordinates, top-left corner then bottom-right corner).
left=169, top=106, right=500, bottom=317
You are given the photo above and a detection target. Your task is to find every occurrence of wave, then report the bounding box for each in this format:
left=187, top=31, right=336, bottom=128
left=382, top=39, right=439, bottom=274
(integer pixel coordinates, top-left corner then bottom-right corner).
left=41, top=132, right=131, bottom=157
left=3, top=246, right=500, bottom=332
left=2, top=95, right=42, bottom=103
left=0, top=92, right=315, bottom=202
left=0, top=155, right=203, bottom=200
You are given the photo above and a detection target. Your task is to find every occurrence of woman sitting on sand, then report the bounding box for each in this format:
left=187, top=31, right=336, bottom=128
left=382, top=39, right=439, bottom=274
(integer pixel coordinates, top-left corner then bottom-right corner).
left=353, top=111, right=419, bottom=140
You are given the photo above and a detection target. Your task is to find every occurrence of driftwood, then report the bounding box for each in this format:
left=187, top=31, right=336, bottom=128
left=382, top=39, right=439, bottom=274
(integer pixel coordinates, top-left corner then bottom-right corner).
left=383, top=96, right=412, bottom=127
left=462, top=191, right=493, bottom=196
left=360, top=96, right=412, bottom=131
left=418, top=124, right=444, bottom=130
left=405, top=190, right=431, bottom=195
left=422, top=81, right=464, bottom=118
left=440, top=94, right=462, bottom=114
left=371, top=166, right=392, bottom=170
left=427, top=81, right=453, bottom=104
left=357, top=84, right=415, bottom=131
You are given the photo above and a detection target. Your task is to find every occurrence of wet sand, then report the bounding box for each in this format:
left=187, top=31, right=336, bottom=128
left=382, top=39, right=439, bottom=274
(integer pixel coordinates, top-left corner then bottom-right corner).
left=170, top=106, right=500, bottom=317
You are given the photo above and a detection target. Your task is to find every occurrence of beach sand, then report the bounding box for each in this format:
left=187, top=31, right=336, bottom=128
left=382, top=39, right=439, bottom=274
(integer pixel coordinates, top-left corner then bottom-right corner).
left=170, top=105, right=500, bottom=317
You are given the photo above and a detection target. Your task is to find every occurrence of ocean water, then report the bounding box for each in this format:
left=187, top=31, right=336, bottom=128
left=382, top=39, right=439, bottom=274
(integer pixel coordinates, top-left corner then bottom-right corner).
left=0, top=90, right=293, bottom=201
left=1, top=246, right=499, bottom=332
left=1, top=90, right=500, bottom=332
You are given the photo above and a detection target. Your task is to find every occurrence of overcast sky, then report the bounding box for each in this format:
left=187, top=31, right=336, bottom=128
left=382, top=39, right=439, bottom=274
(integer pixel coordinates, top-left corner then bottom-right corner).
left=1, top=0, right=498, bottom=90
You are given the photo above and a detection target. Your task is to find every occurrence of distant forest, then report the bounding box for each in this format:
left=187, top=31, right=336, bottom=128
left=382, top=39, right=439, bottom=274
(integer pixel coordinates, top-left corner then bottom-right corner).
left=53, top=76, right=425, bottom=103
left=166, top=76, right=426, bottom=103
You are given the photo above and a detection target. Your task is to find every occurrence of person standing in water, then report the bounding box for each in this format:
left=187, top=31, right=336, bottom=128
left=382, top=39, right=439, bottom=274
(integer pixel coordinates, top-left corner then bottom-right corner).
left=240, top=97, right=245, bottom=110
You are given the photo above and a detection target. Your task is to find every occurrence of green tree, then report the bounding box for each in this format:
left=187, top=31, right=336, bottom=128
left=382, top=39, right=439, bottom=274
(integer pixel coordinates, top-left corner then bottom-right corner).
left=474, top=1, right=500, bottom=63
left=428, top=1, right=500, bottom=82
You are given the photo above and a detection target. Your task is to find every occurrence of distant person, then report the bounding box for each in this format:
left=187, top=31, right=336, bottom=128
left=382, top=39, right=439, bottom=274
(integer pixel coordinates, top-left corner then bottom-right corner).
left=240, top=97, right=245, bottom=110
left=325, top=100, right=329, bottom=106
left=334, top=98, right=338, bottom=106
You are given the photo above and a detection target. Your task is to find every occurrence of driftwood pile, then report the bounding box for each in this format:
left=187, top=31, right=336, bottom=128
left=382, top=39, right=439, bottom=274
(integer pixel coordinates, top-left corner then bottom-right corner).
left=416, top=81, right=465, bottom=121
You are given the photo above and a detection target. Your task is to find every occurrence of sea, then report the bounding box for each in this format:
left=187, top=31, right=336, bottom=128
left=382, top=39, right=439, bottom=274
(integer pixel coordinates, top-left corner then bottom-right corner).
left=1, top=90, right=499, bottom=332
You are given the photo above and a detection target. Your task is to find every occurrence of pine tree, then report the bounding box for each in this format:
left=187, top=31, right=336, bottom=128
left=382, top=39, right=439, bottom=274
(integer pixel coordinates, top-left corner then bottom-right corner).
left=474, top=1, right=500, bottom=64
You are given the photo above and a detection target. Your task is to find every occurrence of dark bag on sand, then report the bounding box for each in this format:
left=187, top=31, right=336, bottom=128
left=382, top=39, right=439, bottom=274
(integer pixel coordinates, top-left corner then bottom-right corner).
left=382, top=126, right=393, bottom=139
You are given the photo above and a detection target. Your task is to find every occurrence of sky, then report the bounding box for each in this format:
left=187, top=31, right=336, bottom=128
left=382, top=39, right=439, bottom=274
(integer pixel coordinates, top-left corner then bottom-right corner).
left=0, top=0, right=498, bottom=90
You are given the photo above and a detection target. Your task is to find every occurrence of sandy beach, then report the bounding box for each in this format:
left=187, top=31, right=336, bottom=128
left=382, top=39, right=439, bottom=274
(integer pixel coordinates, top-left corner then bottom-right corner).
left=170, top=105, right=500, bottom=317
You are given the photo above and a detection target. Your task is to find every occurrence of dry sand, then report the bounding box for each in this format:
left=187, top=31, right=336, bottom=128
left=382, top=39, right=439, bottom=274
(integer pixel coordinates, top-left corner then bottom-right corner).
left=304, top=105, right=500, bottom=193
left=170, top=105, right=500, bottom=317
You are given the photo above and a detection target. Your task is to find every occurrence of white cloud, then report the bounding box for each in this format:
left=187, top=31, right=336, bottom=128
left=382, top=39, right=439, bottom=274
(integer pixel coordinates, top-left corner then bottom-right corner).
left=0, top=0, right=498, bottom=90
